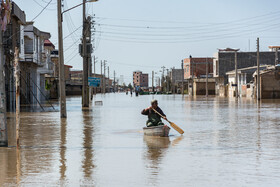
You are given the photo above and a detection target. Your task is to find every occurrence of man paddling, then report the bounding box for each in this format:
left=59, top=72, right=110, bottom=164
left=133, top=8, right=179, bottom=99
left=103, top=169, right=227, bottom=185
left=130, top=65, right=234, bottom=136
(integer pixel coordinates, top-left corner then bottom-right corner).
left=141, top=100, right=167, bottom=127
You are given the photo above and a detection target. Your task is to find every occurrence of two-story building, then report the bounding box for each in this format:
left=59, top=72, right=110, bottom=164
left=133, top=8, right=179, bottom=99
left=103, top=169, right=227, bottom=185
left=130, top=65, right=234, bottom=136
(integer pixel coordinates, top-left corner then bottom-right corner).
left=19, top=22, right=55, bottom=106
left=183, top=57, right=214, bottom=95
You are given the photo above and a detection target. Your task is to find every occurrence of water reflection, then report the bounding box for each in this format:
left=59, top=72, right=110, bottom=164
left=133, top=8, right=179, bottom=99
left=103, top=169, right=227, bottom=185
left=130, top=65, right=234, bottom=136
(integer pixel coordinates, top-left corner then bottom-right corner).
left=81, top=109, right=95, bottom=182
left=143, top=136, right=170, bottom=185
left=60, top=118, right=67, bottom=180
left=0, top=148, right=17, bottom=186
left=143, top=135, right=184, bottom=186
left=2, top=95, right=280, bottom=186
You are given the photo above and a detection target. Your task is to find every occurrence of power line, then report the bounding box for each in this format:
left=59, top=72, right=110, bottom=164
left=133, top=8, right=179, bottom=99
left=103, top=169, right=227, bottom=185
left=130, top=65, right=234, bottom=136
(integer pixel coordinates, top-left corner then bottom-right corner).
left=40, top=0, right=57, bottom=5
left=94, top=10, right=280, bottom=25
left=32, top=0, right=56, bottom=10
left=32, top=0, right=53, bottom=21
left=94, top=22, right=280, bottom=44
left=52, top=24, right=82, bottom=46
left=64, top=38, right=80, bottom=52
left=3, top=0, right=53, bottom=44
left=94, top=15, right=280, bottom=37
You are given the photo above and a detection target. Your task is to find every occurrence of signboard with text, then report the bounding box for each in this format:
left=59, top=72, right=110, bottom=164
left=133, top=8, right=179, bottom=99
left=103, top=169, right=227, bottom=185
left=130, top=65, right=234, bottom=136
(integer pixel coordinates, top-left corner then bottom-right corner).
left=88, top=77, right=100, bottom=87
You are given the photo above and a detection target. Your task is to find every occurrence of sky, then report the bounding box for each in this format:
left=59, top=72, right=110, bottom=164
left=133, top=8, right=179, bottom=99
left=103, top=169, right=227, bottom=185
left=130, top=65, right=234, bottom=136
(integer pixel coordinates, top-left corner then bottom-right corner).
left=13, top=0, right=280, bottom=84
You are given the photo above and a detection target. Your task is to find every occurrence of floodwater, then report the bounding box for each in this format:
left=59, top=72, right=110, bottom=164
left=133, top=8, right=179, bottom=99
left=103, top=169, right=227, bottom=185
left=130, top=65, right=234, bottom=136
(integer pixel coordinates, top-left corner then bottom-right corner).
left=1, top=94, right=280, bottom=186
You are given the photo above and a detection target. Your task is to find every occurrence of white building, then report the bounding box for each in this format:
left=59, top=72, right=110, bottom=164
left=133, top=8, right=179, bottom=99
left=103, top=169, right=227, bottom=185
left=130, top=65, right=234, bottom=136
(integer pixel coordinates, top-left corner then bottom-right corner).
left=22, top=22, right=54, bottom=105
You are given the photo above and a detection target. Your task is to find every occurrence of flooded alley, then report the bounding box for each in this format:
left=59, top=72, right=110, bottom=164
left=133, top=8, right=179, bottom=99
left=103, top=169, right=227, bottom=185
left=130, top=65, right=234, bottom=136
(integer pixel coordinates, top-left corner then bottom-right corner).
left=1, top=93, right=280, bottom=186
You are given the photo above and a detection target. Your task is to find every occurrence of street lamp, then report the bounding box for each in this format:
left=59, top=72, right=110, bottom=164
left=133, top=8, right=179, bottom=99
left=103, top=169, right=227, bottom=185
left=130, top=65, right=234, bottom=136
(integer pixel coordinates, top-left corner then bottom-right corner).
left=57, top=0, right=98, bottom=118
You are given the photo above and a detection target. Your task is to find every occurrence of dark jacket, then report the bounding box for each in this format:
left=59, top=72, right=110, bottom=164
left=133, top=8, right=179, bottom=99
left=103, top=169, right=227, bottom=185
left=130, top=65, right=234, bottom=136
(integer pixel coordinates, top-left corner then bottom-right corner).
left=141, top=107, right=166, bottom=119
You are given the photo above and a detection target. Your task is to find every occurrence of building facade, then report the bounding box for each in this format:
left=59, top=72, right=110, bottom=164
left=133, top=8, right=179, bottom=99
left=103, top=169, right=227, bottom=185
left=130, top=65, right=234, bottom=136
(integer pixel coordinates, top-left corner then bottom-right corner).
left=133, top=71, right=149, bottom=87
left=183, top=57, right=213, bottom=79
left=253, top=66, right=280, bottom=99
left=3, top=2, right=26, bottom=111
left=213, top=50, right=278, bottom=96
left=20, top=22, right=53, bottom=105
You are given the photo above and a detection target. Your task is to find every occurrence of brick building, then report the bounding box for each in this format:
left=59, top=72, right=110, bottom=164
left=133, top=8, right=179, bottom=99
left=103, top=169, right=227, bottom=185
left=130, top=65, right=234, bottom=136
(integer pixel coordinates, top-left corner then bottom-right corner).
left=183, top=57, right=213, bottom=79
left=133, top=71, right=149, bottom=87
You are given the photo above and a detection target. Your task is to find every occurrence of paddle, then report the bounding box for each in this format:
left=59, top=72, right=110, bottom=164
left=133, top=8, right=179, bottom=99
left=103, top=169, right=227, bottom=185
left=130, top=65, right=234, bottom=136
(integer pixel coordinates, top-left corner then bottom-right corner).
left=152, top=108, right=184, bottom=134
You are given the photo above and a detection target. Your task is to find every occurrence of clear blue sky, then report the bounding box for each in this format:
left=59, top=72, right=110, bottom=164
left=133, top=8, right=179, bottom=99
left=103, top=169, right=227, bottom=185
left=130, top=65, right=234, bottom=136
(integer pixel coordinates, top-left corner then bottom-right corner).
left=14, top=0, right=280, bottom=84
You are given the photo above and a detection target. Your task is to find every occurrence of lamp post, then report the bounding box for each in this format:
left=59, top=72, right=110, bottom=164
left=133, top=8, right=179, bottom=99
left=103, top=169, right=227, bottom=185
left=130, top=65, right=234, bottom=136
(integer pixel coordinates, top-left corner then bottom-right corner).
left=57, top=0, right=98, bottom=117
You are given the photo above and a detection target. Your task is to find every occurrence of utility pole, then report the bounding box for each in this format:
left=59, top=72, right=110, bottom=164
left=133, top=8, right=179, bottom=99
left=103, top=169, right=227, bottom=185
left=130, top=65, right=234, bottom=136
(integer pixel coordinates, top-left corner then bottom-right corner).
left=161, top=66, right=165, bottom=92
left=82, top=0, right=90, bottom=107
left=114, top=70, right=116, bottom=93
left=0, top=29, right=8, bottom=147
left=190, top=56, right=194, bottom=96
left=14, top=48, right=20, bottom=148
left=257, top=38, right=260, bottom=100
left=206, top=57, right=208, bottom=97
left=181, top=60, right=184, bottom=95
left=152, top=71, right=154, bottom=92
left=166, top=69, right=169, bottom=92
left=235, top=51, right=238, bottom=98
left=93, top=56, right=97, bottom=95
left=103, top=60, right=106, bottom=93
left=172, top=67, right=175, bottom=94
left=93, top=56, right=96, bottom=76
left=57, top=0, right=67, bottom=118
left=100, top=60, right=103, bottom=93
left=87, top=17, right=92, bottom=101
left=108, top=66, right=109, bottom=92
left=275, top=47, right=278, bottom=66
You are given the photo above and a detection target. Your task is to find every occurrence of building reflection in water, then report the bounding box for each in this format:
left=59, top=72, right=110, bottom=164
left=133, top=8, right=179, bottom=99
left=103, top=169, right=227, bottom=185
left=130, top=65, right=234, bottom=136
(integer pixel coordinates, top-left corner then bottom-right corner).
left=0, top=114, right=20, bottom=186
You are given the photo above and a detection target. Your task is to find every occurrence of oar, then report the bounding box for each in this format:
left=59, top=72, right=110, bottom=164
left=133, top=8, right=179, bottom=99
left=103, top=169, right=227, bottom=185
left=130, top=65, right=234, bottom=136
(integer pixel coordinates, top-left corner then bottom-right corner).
left=152, top=108, right=184, bottom=134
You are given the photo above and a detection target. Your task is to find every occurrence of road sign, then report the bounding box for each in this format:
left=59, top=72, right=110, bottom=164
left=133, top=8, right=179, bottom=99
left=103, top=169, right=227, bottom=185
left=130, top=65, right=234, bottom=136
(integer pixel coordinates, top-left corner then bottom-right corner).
left=88, top=77, right=100, bottom=87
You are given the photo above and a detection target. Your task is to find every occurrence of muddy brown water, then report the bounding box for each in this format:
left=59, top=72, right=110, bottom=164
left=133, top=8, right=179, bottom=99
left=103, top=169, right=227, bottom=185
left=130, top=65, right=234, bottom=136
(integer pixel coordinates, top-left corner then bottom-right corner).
left=1, top=94, right=280, bottom=186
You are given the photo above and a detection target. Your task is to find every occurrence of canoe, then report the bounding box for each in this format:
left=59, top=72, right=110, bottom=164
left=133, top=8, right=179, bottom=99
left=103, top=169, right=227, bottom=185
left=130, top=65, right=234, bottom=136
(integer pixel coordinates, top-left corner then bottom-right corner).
left=143, top=125, right=170, bottom=137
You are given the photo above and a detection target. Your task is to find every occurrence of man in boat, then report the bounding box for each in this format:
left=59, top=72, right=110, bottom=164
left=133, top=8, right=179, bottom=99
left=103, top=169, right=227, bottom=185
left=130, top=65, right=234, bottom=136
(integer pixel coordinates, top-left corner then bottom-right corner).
left=141, top=100, right=167, bottom=127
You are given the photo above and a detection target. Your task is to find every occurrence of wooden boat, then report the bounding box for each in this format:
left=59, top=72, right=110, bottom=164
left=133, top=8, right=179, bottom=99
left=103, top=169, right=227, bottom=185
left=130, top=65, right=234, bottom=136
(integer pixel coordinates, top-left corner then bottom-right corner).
left=143, top=125, right=170, bottom=137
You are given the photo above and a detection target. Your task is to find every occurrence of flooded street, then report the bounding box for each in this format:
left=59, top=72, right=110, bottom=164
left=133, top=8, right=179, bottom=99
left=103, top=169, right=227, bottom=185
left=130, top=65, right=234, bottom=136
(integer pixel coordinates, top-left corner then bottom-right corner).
left=1, top=93, right=280, bottom=186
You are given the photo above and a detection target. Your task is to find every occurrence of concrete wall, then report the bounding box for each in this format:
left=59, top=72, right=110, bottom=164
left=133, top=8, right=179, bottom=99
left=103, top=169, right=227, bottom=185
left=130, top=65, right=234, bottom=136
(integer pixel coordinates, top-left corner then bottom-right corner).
left=261, top=71, right=280, bottom=99
left=227, top=73, right=247, bottom=97
left=193, top=82, right=215, bottom=95
left=193, top=78, right=216, bottom=95
left=171, top=69, right=183, bottom=83
left=215, top=77, right=227, bottom=96
left=20, top=62, right=38, bottom=105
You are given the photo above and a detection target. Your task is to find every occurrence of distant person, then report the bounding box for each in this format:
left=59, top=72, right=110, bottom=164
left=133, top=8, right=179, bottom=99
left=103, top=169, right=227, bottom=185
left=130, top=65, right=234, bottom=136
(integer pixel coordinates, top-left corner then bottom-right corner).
left=130, top=89, right=133, bottom=96
left=126, top=90, right=128, bottom=95
left=141, top=100, right=166, bottom=127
